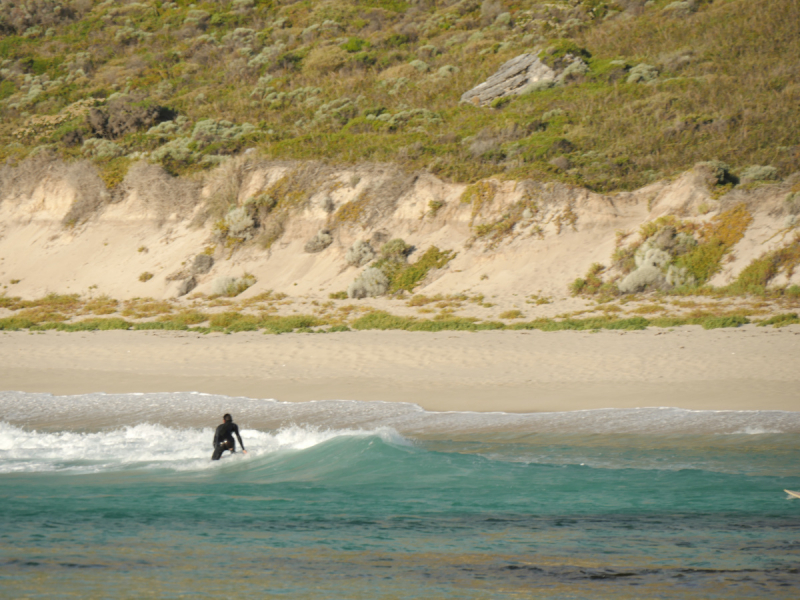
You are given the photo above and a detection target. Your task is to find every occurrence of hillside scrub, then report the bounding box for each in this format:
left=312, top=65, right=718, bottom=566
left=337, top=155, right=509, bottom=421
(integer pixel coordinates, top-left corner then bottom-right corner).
left=0, top=0, right=796, bottom=192
left=571, top=204, right=768, bottom=297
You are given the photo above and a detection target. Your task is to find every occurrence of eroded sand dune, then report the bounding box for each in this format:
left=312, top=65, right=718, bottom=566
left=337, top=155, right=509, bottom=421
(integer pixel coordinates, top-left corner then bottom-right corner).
left=1, top=157, right=797, bottom=303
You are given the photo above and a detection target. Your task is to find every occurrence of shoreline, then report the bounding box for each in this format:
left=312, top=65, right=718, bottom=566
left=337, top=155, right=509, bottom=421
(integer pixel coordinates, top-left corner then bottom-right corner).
left=2, top=326, right=799, bottom=413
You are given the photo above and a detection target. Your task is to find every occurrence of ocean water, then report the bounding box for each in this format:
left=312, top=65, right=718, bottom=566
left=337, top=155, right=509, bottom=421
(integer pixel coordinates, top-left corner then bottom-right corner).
left=1, top=391, right=799, bottom=599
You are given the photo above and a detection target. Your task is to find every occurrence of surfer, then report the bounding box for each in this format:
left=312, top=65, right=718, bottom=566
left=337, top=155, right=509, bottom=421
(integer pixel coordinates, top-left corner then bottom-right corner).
left=212, top=414, right=247, bottom=460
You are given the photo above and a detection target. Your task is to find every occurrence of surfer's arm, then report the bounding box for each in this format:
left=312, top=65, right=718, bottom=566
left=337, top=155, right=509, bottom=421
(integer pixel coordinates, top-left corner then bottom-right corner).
left=234, top=425, right=246, bottom=452
left=212, top=427, right=219, bottom=448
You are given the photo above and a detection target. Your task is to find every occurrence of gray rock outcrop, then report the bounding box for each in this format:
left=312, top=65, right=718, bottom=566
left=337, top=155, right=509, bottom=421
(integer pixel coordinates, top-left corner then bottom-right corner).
left=192, top=253, right=214, bottom=274
left=176, top=276, right=197, bottom=297
left=460, top=53, right=556, bottom=106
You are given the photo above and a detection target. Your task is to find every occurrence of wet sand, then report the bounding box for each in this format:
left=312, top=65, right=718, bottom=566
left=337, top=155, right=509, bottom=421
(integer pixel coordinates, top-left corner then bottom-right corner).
left=1, top=326, right=799, bottom=412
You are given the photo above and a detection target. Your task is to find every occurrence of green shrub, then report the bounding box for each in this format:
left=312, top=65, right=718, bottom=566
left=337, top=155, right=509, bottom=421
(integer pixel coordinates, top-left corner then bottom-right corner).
left=757, top=313, right=799, bottom=328
left=570, top=263, right=615, bottom=297
left=726, top=238, right=800, bottom=295
left=0, top=317, right=36, bottom=330
left=0, top=80, right=16, bottom=101
left=260, top=315, right=321, bottom=334
left=166, top=311, right=208, bottom=326
left=209, top=312, right=248, bottom=328
left=539, top=39, right=591, bottom=68
left=701, top=315, right=749, bottom=330
left=389, top=246, right=456, bottom=293
left=351, top=311, right=495, bottom=332
left=341, top=37, right=369, bottom=53
left=133, top=321, right=189, bottom=331
left=428, top=199, right=445, bottom=216
left=380, top=238, right=412, bottom=260
left=351, top=311, right=413, bottom=330
left=40, top=318, right=133, bottom=331
left=674, top=204, right=752, bottom=284
left=511, top=317, right=649, bottom=331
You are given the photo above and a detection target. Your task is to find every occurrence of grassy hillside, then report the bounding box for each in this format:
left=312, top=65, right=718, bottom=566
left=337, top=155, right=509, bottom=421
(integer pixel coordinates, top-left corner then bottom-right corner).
left=0, top=0, right=798, bottom=191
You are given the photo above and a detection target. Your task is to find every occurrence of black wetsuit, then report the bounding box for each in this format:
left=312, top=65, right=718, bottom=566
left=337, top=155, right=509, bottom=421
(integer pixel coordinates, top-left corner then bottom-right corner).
left=212, top=422, right=245, bottom=460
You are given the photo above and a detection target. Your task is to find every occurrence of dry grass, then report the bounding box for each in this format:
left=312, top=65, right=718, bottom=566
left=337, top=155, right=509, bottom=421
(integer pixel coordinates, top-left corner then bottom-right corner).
left=121, top=298, right=174, bottom=319
left=331, top=166, right=414, bottom=229
left=526, top=294, right=552, bottom=305
left=162, top=310, right=208, bottom=326
left=631, top=304, right=667, bottom=315
left=15, top=307, right=70, bottom=323
left=61, top=161, right=111, bottom=227
left=81, top=295, right=119, bottom=315
left=407, top=293, right=467, bottom=308
left=121, top=161, right=203, bottom=224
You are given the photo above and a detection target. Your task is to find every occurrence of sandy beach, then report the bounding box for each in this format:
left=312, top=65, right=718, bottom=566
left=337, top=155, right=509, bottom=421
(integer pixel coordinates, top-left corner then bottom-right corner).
left=1, top=326, right=798, bottom=413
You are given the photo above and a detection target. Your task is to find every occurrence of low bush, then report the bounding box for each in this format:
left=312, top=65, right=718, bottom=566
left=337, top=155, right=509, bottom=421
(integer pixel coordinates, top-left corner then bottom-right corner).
left=33, top=318, right=132, bottom=331
left=0, top=316, right=36, bottom=330
left=345, top=240, right=375, bottom=267
left=388, top=246, right=456, bottom=293
left=209, top=312, right=250, bottom=328
left=700, top=315, right=749, bottom=330
left=348, top=267, right=389, bottom=299
left=166, top=311, right=209, bottom=326
left=133, top=321, right=189, bottom=331
left=212, top=274, right=256, bottom=297
left=380, top=238, right=412, bottom=261
left=512, top=316, right=650, bottom=331
left=351, top=311, right=416, bottom=330
left=304, top=229, right=333, bottom=253
left=260, top=315, right=321, bottom=334
left=726, top=236, right=800, bottom=295
left=757, top=313, right=799, bottom=328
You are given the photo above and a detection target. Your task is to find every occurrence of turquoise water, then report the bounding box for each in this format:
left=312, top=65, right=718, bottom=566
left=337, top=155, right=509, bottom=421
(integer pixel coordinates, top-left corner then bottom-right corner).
left=1, top=392, right=799, bottom=598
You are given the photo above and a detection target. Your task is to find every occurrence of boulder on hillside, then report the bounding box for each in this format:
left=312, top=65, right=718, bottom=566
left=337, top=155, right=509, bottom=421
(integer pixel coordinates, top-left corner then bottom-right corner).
left=460, top=52, right=587, bottom=107
left=460, top=53, right=555, bottom=106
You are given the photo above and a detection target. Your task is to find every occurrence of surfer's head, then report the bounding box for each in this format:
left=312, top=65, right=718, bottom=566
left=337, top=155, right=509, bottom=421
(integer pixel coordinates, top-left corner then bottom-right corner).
left=223, top=413, right=232, bottom=423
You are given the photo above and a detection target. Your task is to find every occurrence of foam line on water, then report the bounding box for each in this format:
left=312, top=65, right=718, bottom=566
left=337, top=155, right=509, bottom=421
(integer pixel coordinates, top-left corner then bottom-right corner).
left=1, top=390, right=799, bottom=434
left=0, top=421, right=408, bottom=475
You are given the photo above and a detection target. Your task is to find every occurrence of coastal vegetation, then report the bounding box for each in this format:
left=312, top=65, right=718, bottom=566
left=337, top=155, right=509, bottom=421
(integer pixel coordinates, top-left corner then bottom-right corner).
left=1, top=288, right=797, bottom=334
left=0, top=309, right=782, bottom=333
left=0, top=0, right=797, bottom=192
left=0, top=0, right=798, bottom=317
left=570, top=204, right=800, bottom=300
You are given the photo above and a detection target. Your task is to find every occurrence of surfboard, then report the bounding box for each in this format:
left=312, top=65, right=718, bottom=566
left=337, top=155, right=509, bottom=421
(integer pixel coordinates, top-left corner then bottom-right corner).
left=785, top=490, right=800, bottom=499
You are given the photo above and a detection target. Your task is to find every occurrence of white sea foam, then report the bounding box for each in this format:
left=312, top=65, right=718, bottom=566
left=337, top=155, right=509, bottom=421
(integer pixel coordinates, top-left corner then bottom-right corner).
left=1, top=390, right=799, bottom=435
left=0, top=421, right=407, bottom=475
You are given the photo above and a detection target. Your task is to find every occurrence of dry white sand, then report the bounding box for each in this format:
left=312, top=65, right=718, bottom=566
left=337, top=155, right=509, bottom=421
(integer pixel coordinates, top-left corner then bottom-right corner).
left=1, top=326, right=798, bottom=412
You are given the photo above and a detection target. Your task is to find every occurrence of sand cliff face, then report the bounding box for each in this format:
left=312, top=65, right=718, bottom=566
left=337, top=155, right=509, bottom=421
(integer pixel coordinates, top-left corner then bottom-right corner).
left=0, top=157, right=797, bottom=302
